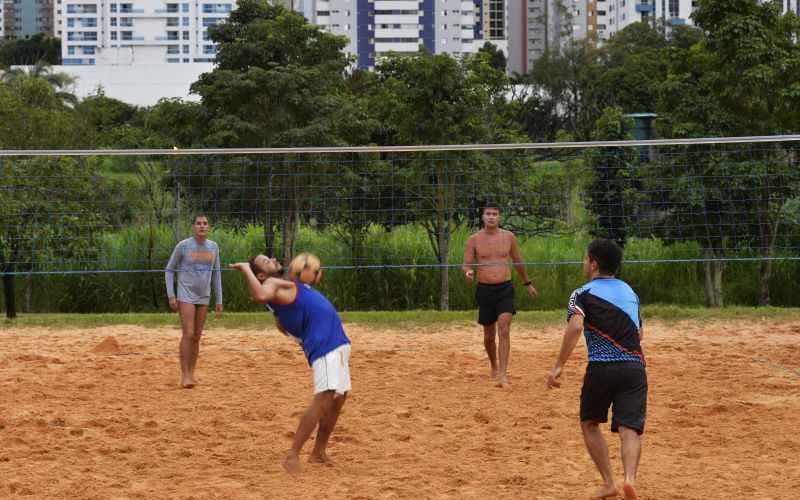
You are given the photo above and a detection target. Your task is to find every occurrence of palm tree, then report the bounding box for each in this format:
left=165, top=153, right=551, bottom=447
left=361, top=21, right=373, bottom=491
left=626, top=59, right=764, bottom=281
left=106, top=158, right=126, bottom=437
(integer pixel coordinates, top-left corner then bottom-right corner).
left=0, top=61, right=78, bottom=108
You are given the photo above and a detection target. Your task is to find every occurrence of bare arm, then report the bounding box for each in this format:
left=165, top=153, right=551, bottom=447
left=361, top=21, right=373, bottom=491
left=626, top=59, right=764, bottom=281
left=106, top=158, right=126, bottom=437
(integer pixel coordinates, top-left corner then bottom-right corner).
left=546, top=313, right=584, bottom=388
left=213, top=248, right=223, bottom=306
left=229, top=263, right=281, bottom=304
left=510, top=234, right=538, bottom=298
left=462, top=235, right=476, bottom=280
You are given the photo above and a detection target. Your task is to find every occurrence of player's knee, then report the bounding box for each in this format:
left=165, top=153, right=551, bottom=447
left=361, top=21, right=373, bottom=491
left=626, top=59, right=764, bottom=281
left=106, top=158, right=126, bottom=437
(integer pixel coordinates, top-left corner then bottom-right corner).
left=581, top=420, right=600, bottom=432
left=316, top=390, right=336, bottom=408
left=182, top=331, right=201, bottom=341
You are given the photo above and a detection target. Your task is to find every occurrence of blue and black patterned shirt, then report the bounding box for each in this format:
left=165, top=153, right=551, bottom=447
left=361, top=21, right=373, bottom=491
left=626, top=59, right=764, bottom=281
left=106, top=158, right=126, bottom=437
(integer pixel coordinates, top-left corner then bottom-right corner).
left=567, top=277, right=644, bottom=365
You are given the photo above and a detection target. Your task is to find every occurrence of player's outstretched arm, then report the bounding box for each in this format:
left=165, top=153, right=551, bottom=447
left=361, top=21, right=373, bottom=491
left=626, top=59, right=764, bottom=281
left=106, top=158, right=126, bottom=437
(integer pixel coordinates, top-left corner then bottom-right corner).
left=546, top=313, right=584, bottom=389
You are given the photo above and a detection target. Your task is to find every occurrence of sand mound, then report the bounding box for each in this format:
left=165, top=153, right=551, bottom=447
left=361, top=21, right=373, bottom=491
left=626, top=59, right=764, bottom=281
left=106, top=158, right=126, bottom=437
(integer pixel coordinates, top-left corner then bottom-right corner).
left=90, top=336, right=121, bottom=354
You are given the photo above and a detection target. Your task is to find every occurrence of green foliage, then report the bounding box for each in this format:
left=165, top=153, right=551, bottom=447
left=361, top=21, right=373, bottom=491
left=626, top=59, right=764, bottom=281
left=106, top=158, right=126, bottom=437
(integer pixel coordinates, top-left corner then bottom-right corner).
left=583, top=107, right=640, bottom=246
left=7, top=223, right=800, bottom=313
left=0, top=34, right=61, bottom=67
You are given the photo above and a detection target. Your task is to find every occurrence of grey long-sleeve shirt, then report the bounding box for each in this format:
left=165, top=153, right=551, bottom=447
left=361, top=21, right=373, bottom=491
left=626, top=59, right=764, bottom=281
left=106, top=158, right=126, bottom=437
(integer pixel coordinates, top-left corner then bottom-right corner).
left=165, top=237, right=223, bottom=306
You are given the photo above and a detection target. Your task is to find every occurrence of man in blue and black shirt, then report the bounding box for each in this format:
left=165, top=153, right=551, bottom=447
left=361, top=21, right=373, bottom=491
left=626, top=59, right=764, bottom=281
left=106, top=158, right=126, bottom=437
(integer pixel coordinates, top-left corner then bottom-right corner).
left=547, top=238, right=647, bottom=500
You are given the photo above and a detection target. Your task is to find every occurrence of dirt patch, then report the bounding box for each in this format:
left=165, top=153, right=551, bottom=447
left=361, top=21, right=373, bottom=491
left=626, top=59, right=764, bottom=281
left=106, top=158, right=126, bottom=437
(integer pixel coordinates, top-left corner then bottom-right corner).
left=90, top=336, right=121, bottom=354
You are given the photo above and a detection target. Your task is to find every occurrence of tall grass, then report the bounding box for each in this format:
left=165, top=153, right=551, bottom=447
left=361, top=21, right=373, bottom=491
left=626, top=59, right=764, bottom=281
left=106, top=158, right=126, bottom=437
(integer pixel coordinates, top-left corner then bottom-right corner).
left=3, top=223, right=800, bottom=313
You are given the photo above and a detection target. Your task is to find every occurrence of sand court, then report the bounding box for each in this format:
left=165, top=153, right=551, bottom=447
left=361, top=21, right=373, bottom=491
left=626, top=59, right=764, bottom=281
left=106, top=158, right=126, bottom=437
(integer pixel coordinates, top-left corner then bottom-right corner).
left=0, top=319, right=798, bottom=499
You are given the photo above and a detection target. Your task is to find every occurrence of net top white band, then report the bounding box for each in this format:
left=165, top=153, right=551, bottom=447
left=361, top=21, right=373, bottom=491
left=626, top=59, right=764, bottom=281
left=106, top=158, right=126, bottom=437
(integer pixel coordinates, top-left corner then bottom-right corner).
left=2, top=135, right=800, bottom=157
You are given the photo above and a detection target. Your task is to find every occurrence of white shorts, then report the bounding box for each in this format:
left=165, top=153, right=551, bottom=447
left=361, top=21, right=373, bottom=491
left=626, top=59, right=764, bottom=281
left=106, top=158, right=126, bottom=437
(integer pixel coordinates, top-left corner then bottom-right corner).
left=312, top=344, right=352, bottom=396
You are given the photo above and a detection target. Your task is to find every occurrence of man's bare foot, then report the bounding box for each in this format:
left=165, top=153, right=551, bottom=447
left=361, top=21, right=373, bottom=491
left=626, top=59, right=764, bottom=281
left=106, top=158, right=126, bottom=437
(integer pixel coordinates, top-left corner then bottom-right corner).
left=490, top=368, right=498, bottom=380
left=308, top=452, right=334, bottom=465
left=590, top=483, right=618, bottom=499
left=622, top=483, right=638, bottom=500
left=495, top=376, right=510, bottom=388
left=282, top=452, right=301, bottom=475
left=181, top=377, right=195, bottom=389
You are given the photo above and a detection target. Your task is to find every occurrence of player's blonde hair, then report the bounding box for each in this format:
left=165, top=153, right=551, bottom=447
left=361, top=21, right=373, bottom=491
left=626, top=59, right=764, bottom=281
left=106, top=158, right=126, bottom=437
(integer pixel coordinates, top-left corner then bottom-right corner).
left=288, top=252, right=322, bottom=285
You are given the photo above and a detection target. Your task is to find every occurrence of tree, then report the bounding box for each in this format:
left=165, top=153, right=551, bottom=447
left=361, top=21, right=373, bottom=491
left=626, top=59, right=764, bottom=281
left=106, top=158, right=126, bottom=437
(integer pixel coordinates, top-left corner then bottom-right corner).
left=477, top=42, right=507, bottom=73
left=584, top=107, right=640, bottom=247
left=1, top=61, right=78, bottom=108
left=0, top=34, right=61, bottom=66
left=526, top=39, right=609, bottom=141
left=75, top=89, right=139, bottom=147
left=643, top=1, right=800, bottom=306
left=691, top=0, right=800, bottom=305
left=191, top=0, right=372, bottom=260
left=0, top=81, right=102, bottom=318
left=365, top=50, right=524, bottom=309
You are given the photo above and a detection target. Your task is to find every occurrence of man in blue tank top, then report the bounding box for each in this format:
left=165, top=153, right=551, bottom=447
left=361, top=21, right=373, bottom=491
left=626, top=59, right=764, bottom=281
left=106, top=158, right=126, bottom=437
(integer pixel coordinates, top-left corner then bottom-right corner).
left=230, top=254, right=351, bottom=475
left=546, top=238, right=647, bottom=500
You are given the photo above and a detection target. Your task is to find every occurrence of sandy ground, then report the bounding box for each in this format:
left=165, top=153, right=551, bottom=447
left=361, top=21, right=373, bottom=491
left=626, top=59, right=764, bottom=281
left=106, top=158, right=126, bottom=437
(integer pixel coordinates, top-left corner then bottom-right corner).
left=0, top=318, right=798, bottom=500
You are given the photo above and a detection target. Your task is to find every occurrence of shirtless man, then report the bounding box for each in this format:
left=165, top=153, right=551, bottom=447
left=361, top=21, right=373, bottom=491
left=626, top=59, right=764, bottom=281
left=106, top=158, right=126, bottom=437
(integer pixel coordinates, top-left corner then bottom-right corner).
left=462, top=202, right=538, bottom=387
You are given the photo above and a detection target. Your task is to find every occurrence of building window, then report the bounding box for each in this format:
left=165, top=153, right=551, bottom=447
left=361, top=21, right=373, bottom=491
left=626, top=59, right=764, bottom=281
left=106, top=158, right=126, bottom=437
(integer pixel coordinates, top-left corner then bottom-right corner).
left=182, top=31, right=190, bottom=40
left=111, top=31, right=117, bottom=40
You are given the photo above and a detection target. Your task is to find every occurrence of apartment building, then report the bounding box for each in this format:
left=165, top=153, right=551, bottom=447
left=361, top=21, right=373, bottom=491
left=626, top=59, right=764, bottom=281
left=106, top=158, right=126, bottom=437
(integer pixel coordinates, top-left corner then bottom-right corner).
left=55, top=0, right=236, bottom=64
left=2, top=0, right=54, bottom=39
left=309, top=0, right=506, bottom=69
left=507, top=0, right=586, bottom=74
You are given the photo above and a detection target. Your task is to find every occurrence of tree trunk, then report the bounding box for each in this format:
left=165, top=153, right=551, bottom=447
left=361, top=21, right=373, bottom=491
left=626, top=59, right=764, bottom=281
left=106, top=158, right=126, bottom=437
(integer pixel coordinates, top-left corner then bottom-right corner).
left=2, top=274, right=14, bottom=319
left=281, top=205, right=299, bottom=264
left=264, top=169, right=276, bottom=256
left=757, top=171, right=779, bottom=306
left=24, top=273, right=32, bottom=313
left=263, top=222, right=276, bottom=257
left=702, top=247, right=725, bottom=308
left=2, top=249, right=16, bottom=318
left=148, top=222, right=159, bottom=309
left=757, top=219, right=778, bottom=307
left=438, top=216, right=451, bottom=311
left=758, top=259, right=772, bottom=307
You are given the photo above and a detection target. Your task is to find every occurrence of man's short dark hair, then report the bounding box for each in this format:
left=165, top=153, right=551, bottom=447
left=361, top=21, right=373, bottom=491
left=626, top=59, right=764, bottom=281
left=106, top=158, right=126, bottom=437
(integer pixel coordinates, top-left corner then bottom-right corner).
left=192, top=213, right=208, bottom=224
left=587, top=238, right=623, bottom=275
left=482, top=201, right=501, bottom=215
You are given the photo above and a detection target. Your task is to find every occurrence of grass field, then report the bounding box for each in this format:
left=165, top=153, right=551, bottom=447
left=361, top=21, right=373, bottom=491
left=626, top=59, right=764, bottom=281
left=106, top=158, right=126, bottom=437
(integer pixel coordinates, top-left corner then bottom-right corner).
left=4, top=306, right=800, bottom=329
left=1, top=309, right=798, bottom=499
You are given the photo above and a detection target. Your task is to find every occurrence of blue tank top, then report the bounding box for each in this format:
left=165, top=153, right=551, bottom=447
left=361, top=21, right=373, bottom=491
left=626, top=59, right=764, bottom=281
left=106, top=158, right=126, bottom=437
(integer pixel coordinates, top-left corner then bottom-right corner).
left=269, top=282, right=350, bottom=365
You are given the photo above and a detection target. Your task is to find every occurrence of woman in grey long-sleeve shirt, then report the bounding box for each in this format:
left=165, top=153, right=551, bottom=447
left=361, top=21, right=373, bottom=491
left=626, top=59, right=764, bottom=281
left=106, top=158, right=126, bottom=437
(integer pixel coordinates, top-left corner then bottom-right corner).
left=165, top=214, right=223, bottom=388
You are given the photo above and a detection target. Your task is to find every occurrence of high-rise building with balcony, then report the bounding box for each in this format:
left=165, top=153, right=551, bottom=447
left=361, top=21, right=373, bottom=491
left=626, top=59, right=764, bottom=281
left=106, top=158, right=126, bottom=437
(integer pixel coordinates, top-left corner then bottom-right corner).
left=55, top=0, right=235, bottom=64
left=2, top=0, right=55, bottom=40
left=307, top=0, right=506, bottom=69
left=507, top=0, right=586, bottom=74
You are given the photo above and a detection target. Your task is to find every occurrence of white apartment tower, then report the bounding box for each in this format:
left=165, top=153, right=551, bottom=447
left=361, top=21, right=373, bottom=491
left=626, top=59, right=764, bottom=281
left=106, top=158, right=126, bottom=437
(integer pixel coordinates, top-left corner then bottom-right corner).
left=309, top=0, right=507, bottom=69
left=594, top=0, right=800, bottom=41
left=507, top=0, right=587, bottom=74
left=56, top=0, right=236, bottom=64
